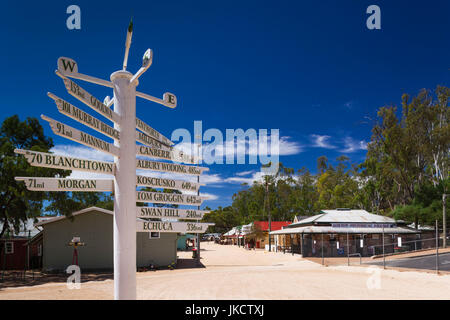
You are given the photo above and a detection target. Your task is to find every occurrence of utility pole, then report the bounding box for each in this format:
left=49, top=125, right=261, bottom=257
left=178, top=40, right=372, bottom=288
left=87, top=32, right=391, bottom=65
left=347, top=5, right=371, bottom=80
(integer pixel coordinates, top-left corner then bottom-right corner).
left=443, top=194, right=447, bottom=248
left=266, top=179, right=272, bottom=252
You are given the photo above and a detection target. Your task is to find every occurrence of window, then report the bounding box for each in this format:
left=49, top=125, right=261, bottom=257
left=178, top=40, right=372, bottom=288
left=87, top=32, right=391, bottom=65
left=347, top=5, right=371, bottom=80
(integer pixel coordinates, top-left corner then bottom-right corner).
left=149, top=232, right=160, bottom=239
left=5, top=242, right=14, bottom=254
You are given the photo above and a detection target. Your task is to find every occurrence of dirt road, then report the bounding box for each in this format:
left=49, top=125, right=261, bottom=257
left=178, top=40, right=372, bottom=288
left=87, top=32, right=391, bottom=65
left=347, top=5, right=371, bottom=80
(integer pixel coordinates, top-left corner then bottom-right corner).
left=1, top=242, right=449, bottom=300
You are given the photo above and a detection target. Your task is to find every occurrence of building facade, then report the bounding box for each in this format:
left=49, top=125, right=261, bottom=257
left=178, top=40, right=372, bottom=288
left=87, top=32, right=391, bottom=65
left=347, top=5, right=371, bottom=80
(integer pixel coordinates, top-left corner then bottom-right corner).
left=37, top=207, right=177, bottom=271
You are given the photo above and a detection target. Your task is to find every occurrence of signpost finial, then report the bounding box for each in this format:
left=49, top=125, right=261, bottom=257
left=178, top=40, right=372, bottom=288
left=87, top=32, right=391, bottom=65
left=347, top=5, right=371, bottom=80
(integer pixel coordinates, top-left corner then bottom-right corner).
left=123, top=18, right=133, bottom=71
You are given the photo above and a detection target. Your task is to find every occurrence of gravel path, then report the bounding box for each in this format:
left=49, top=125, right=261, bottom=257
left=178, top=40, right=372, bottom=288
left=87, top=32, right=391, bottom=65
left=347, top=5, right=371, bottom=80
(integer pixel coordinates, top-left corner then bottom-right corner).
left=1, top=242, right=449, bottom=300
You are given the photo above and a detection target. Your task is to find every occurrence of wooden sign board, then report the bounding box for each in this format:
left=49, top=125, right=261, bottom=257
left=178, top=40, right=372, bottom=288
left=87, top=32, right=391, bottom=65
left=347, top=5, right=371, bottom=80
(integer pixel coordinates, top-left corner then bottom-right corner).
left=137, top=207, right=209, bottom=220
left=62, top=77, right=120, bottom=123
left=136, top=175, right=201, bottom=192
left=137, top=221, right=214, bottom=233
left=14, top=149, right=115, bottom=174
left=136, top=191, right=206, bottom=206
left=136, top=131, right=172, bottom=151
left=136, top=159, right=208, bottom=176
left=41, top=115, right=119, bottom=157
left=15, top=177, right=113, bottom=192
left=137, top=145, right=196, bottom=164
left=49, top=92, right=120, bottom=140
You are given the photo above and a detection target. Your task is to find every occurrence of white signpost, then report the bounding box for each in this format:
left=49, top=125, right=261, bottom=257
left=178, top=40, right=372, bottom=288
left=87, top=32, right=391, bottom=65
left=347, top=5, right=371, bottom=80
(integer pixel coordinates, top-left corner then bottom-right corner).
left=16, top=22, right=214, bottom=300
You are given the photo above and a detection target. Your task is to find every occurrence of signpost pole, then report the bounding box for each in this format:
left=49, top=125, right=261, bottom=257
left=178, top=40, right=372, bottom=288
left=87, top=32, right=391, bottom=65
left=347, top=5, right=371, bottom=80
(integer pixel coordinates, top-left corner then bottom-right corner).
left=111, top=70, right=137, bottom=300
left=197, top=142, right=201, bottom=264
left=382, top=225, right=385, bottom=269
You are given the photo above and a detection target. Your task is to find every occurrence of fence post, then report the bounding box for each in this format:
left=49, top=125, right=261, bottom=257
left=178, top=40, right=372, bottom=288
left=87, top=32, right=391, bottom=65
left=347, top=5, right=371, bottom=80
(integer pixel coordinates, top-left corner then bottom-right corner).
left=436, top=220, right=439, bottom=274
left=382, top=225, right=385, bottom=269
left=321, top=233, right=324, bottom=265
left=347, top=232, right=349, bottom=266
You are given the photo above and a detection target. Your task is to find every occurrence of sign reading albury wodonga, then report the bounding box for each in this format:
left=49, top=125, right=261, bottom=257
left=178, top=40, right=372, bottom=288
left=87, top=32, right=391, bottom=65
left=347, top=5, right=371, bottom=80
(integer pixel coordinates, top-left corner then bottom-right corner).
left=137, top=207, right=209, bottom=220
left=14, top=149, right=115, bottom=174
left=15, top=177, right=114, bottom=192
left=136, top=191, right=206, bottom=206
left=136, top=175, right=201, bottom=192
left=137, top=220, right=214, bottom=233
left=41, top=115, right=119, bottom=156
left=136, top=159, right=207, bottom=175
left=137, top=145, right=196, bottom=164
left=49, top=92, right=120, bottom=140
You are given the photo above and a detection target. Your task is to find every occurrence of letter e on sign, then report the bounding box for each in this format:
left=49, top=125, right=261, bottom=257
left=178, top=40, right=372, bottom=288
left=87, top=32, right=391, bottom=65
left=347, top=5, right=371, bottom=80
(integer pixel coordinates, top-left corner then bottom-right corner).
left=163, top=92, right=177, bottom=108
left=66, top=5, right=81, bottom=30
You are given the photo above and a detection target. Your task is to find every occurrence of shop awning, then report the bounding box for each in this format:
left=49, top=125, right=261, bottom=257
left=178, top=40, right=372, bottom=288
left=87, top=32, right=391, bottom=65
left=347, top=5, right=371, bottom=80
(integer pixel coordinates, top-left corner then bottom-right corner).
left=269, top=225, right=419, bottom=235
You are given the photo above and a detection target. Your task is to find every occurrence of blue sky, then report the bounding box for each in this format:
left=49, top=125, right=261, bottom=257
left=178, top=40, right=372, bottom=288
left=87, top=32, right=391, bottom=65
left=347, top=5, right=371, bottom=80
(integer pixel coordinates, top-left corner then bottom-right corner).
left=1, top=0, right=449, bottom=210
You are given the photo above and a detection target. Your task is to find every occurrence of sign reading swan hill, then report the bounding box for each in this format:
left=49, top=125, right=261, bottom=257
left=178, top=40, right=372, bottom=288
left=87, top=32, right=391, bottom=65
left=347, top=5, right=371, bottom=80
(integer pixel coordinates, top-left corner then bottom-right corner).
left=15, top=177, right=113, bottom=192
left=136, top=191, right=206, bottom=206
left=137, top=207, right=209, bottom=220
left=136, top=175, right=201, bottom=192
left=14, top=149, right=115, bottom=174
left=137, top=221, right=214, bottom=233
left=20, top=25, right=214, bottom=300
left=41, top=115, right=119, bottom=156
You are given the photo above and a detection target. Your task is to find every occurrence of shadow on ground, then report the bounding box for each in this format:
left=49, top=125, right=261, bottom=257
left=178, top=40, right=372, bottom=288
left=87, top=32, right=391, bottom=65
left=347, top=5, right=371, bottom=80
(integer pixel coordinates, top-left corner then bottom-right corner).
left=0, top=270, right=113, bottom=290
left=176, top=258, right=205, bottom=269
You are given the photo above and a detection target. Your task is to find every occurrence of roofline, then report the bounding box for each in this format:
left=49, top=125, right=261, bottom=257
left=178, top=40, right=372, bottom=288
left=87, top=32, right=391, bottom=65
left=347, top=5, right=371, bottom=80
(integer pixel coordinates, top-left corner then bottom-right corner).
left=35, top=206, right=113, bottom=227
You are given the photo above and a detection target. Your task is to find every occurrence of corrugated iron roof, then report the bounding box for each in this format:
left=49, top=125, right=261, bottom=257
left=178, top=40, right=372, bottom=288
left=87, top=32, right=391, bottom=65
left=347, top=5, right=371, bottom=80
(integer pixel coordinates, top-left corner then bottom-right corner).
left=287, top=209, right=395, bottom=228
left=270, top=225, right=419, bottom=235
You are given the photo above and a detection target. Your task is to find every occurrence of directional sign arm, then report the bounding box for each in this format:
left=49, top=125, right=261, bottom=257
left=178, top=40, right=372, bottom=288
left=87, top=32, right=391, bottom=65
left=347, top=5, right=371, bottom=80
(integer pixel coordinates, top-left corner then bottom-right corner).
left=15, top=177, right=114, bottom=192
left=48, top=92, right=120, bottom=140
left=56, top=71, right=121, bottom=124
left=136, top=91, right=177, bottom=109
left=41, top=115, right=119, bottom=157
left=14, top=149, right=115, bottom=174
left=137, top=221, right=215, bottom=234
left=130, top=49, right=153, bottom=84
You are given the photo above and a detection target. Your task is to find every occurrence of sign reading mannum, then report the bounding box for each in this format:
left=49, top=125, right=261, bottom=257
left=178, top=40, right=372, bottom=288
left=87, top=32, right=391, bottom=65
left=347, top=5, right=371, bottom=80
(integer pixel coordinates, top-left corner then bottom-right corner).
left=41, top=115, right=119, bottom=156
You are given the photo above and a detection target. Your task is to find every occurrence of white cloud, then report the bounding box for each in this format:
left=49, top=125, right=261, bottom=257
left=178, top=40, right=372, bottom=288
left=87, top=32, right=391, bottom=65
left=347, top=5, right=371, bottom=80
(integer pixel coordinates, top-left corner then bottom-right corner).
left=310, top=134, right=336, bottom=149
left=235, top=170, right=255, bottom=176
left=225, top=171, right=266, bottom=185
